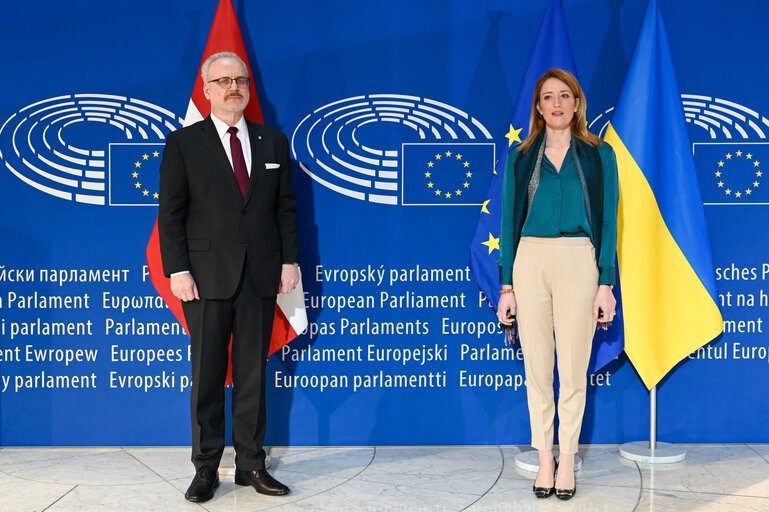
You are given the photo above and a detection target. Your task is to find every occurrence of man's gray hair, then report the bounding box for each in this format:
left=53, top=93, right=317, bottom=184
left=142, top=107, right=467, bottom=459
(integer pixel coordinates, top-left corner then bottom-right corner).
left=201, top=51, right=248, bottom=82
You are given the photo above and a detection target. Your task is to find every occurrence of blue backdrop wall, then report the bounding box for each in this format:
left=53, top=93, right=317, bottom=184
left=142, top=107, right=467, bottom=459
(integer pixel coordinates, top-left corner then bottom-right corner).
left=1, top=0, right=767, bottom=446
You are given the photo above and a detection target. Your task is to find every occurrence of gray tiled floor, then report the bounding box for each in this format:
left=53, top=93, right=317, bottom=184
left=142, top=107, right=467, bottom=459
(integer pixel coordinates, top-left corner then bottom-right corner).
left=1, top=445, right=768, bottom=511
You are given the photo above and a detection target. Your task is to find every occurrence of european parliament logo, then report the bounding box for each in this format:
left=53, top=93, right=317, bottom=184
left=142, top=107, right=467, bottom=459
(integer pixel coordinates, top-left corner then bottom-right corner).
left=0, top=94, right=181, bottom=206
left=684, top=95, right=768, bottom=205
left=291, top=94, right=494, bottom=206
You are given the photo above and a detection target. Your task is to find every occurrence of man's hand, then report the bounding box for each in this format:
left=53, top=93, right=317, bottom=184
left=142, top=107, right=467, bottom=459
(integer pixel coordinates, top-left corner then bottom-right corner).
left=279, top=264, right=300, bottom=294
left=170, top=273, right=200, bottom=302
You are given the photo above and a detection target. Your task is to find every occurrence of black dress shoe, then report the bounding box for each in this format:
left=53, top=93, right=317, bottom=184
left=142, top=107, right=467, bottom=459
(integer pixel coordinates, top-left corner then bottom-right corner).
left=532, top=459, right=557, bottom=499
left=185, top=466, right=219, bottom=503
left=234, top=469, right=290, bottom=496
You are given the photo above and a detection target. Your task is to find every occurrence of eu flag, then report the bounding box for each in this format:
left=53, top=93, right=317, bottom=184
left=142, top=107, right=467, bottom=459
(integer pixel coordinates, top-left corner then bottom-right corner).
left=468, top=0, right=624, bottom=375
left=401, top=143, right=494, bottom=205
left=604, top=0, right=723, bottom=389
left=693, top=143, right=767, bottom=204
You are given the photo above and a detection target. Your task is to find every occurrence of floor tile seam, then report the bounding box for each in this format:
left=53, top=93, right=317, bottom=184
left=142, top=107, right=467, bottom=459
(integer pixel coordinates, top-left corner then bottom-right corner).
left=254, top=445, right=379, bottom=510
left=40, top=484, right=78, bottom=512
left=118, top=446, right=194, bottom=499
left=195, top=497, right=213, bottom=512
left=457, top=445, right=506, bottom=511
left=631, top=460, right=643, bottom=512
left=0, top=447, right=178, bottom=486
left=121, top=445, right=175, bottom=484
left=747, top=443, right=769, bottom=465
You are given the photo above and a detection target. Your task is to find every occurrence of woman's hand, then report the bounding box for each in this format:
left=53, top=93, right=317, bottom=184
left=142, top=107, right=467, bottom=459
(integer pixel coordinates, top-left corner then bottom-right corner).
left=593, top=285, right=616, bottom=323
left=497, top=290, right=517, bottom=325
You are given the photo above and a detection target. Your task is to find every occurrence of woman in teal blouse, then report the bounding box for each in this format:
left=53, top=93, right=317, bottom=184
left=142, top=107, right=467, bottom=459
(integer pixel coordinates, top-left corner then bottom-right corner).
left=496, top=68, right=618, bottom=501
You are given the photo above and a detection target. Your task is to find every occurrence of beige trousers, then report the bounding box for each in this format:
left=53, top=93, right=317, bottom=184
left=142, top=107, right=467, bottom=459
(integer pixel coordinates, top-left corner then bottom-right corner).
left=512, top=236, right=598, bottom=454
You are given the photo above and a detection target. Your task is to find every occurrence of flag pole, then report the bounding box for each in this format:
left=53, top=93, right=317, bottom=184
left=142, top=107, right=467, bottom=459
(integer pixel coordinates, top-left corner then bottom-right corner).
left=650, top=385, right=657, bottom=450
left=618, top=385, right=686, bottom=463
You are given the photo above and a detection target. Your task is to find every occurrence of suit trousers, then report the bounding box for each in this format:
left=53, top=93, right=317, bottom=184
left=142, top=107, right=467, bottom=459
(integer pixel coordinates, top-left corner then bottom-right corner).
left=513, top=236, right=598, bottom=455
left=182, top=262, right=276, bottom=472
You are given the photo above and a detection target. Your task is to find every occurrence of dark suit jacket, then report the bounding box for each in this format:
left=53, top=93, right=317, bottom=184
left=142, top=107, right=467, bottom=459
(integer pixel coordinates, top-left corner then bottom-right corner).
left=158, top=116, right=299, bottom=299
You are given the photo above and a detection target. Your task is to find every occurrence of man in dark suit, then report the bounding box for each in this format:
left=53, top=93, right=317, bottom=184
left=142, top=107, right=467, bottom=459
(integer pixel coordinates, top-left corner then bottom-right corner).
left=158, top=51, right=299, bottom=503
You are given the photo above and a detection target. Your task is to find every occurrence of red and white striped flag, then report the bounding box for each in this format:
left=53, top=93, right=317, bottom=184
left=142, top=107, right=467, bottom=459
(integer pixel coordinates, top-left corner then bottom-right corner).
left=146, top=0, right=307, bottom=384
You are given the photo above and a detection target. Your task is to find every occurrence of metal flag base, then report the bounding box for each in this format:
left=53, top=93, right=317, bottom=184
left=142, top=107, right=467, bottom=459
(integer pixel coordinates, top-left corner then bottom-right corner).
left=619, top=441, right=686, bottom=464
left=514, top=449, right=583, bottom=473
left=618, top=385, right=687, bottom=464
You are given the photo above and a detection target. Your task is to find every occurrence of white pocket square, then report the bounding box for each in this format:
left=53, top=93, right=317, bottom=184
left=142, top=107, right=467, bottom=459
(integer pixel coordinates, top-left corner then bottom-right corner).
left=265, top=163, right=280, bottom=170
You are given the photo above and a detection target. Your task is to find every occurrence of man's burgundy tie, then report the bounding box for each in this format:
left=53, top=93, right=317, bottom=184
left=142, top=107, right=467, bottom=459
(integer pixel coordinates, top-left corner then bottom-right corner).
left=227, top=126, right=249, bottom=198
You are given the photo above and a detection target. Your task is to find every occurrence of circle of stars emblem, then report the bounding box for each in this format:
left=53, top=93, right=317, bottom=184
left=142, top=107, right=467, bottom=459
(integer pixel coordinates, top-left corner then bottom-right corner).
left=715, top=149, right=761, bottom=199
left=425, top=149, right=473, bottom=200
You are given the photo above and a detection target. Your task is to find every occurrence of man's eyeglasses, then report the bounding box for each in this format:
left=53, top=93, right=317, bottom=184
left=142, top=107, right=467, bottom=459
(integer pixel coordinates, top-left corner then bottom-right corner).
left=208, top=76, right=250, bottom=89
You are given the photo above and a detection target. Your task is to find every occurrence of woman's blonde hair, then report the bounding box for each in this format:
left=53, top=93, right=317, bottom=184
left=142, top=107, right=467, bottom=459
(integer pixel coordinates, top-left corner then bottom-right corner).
left=517, top=68, right=601, bottom=153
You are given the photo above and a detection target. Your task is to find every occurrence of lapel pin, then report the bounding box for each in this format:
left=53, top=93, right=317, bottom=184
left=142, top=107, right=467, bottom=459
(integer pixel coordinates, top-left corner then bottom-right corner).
left=258, top=135, right=262, bottom=140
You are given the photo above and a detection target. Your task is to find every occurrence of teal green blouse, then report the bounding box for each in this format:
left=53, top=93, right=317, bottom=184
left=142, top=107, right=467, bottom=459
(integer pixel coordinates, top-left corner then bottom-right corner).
left=497, top=140, right=618, bottom=286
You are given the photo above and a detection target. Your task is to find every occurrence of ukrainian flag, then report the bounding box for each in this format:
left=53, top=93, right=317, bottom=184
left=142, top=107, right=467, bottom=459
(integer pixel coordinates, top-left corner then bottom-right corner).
left=604, top=0, right=722, bottom=390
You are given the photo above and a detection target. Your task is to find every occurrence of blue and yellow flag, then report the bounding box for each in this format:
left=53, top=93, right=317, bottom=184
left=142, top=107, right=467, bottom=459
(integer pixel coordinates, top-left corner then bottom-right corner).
left=604, top=0, right=722, bottom=390
left=469, top=0, right=624, bottom=374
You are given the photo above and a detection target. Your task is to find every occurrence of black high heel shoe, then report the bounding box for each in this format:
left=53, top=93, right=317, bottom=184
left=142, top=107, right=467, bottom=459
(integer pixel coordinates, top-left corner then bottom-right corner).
left=555, top=463, right=576, bottom=500
left=532, top=459, right=557, bottom=498
left=555, top=485, right=576, bottom=500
